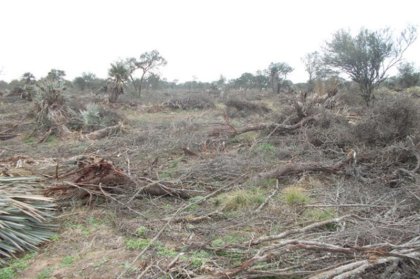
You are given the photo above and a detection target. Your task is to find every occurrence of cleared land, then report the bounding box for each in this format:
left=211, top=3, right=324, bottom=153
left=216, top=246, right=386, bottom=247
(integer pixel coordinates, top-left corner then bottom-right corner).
left=0, top=86, right=419, bottom=278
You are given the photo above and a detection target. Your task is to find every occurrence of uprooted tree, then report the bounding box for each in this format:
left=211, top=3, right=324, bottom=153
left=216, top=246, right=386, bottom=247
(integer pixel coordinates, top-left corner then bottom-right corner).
left=323, top=25, right=417, bottom=106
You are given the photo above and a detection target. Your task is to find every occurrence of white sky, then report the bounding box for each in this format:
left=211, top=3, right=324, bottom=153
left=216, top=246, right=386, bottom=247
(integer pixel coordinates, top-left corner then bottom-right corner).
left=0, top=0, right=419, bottom=83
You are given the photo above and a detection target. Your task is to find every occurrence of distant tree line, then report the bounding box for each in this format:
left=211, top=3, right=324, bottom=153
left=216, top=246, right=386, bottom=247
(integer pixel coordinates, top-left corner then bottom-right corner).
left=0, top=25, right=418, bottom=105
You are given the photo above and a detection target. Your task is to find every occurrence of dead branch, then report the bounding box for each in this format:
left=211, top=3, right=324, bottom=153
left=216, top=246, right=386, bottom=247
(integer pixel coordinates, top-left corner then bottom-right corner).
left=305, top=204, right=389, bottom=208
left=140, top=181, right=191, bottom=199
left=135, top=177, right=191, bottom=199
left=250, top=215, right=351, bottom=246
left=219, top=239, right=419, bottom=279
left=170, top=210, right=224, bottom=223
left=233, top=115, right=317, bottom=137
left=310, top=251, right=420, bottom=279
left=0, top=133, right=18, bottom=141
left=293, top=99, right=307, bottom=120
left=84, top=122, right=124, bottom=140
left=255, top=179, right=279, bottom=213
left=255, top=152, right=354, bottom=180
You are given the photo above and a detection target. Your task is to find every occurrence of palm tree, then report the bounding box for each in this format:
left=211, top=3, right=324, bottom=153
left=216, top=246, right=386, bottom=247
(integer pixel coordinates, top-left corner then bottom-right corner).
left=21, top=72, right=36, bottom=101
left=107, top=62, right=129, bottom=103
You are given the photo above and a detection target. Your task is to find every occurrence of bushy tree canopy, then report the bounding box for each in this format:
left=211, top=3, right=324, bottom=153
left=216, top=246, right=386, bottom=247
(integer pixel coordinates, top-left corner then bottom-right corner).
left=323, top=26, right=417, bottom=105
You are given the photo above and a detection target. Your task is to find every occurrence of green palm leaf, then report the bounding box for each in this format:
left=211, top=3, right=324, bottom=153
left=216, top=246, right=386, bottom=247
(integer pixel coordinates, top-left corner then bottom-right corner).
left=0, top=177, right=56, bottom=266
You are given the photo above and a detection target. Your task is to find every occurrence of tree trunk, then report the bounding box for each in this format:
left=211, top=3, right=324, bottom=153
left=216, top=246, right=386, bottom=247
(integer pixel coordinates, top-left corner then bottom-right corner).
left=138, top=72, right=146, bottom=97
left=108, top=90, right=119, bottom=103
left=129, top=75, right=140, bottom=95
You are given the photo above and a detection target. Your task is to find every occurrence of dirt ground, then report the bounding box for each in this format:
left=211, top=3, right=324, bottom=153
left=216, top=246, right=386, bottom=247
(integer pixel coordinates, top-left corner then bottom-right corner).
left=0, top=89, right=419, bottom=278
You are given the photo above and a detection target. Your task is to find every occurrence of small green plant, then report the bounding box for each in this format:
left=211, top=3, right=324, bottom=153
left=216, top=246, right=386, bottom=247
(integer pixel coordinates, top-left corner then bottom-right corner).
left=135, top=226, right=148, bottom=238
left=0, top=267, right=15, bottom=279
left=125, top=238, right=151, bottom=250
left=281, top=187, right=310, bottom=206
left=303, top=208, right=336, bottom=222
left=253, top=142, right=278, bottom=160
left=122, top=262, right=137, bottom=274
left=256, top=143, right=276, bottom=154
left=156, top=245, right=177, bottom=257
left=45, top=134, right=58, bottom=144
left=223, top=234, right=246, bottom=244
left=60, top=256, right=75, bottom=267
left=214, top=188, right=266, bottom=211
left=189, top=250, right=211, bottom=268
left=87, top=216, right=106, bottom=228
left=80, top=103, right=101, bottom=127
left=211, top=238, right=225, bottom=248
left=211, top=233, right=246, bottom=249
left=0, top=253, right=36, bottom=279
left=50, top=234, right=60, bottom=242
left=36, top=267, right=53, bottom=279
left=23, top=136, right=35, bottom=144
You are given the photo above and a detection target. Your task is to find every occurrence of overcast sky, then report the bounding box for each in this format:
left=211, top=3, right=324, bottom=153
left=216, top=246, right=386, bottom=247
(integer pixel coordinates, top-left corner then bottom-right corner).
left=0, top=0, right=419, bottom=83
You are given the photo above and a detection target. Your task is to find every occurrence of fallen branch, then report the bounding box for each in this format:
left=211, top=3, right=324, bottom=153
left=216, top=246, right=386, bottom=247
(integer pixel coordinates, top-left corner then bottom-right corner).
left=255, top=152, right=355, bottom=180
left=136, top=177, right=191, bottom=199
left=233, top=115, right=317, bottom=137
left=305, top=204, right=389, bottom=208
left=0, top=133, right=18, bottom=141
left=255, top=179, right=279, bottom=212
left=310, top=251, right=420, bottom=279
left=170, top=210, right=224, bottom=223
left=250, top=214, right=351, bottom=246
left=84, top=122, right=124, bottom=140
left=219, top=239, right=419, bottom=278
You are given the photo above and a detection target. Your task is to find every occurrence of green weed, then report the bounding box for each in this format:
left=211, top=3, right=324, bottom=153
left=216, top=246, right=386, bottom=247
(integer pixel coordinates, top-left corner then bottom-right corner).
left=125, top=239, right=151, bottom=250
left=36, top=267, right=53, bottom=279
left=135, top=226, right=148, bottom=238
left=189, top=250, right=211, bottom=268
left=0, top=252, right=36, bottom=279
left=281, top=187, right=310, bottom=206
left=60, top=256, right=75, bottom=267
left=214, top=188, right=266, bottom=211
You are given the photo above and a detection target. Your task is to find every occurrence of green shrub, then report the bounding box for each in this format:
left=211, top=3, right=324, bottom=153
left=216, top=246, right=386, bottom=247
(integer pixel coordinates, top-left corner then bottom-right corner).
left=214, top=189, right=266, bottom=211
left=281, top=187, right=310, bottom=206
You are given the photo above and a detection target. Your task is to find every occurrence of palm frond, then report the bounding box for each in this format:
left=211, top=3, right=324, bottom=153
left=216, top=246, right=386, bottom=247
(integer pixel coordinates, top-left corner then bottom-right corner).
left=0, top=177, right=56, bottom=266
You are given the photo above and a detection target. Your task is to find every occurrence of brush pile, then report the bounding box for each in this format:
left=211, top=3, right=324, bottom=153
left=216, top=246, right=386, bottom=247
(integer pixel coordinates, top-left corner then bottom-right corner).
left=44, top=156, right=134, bottom=205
